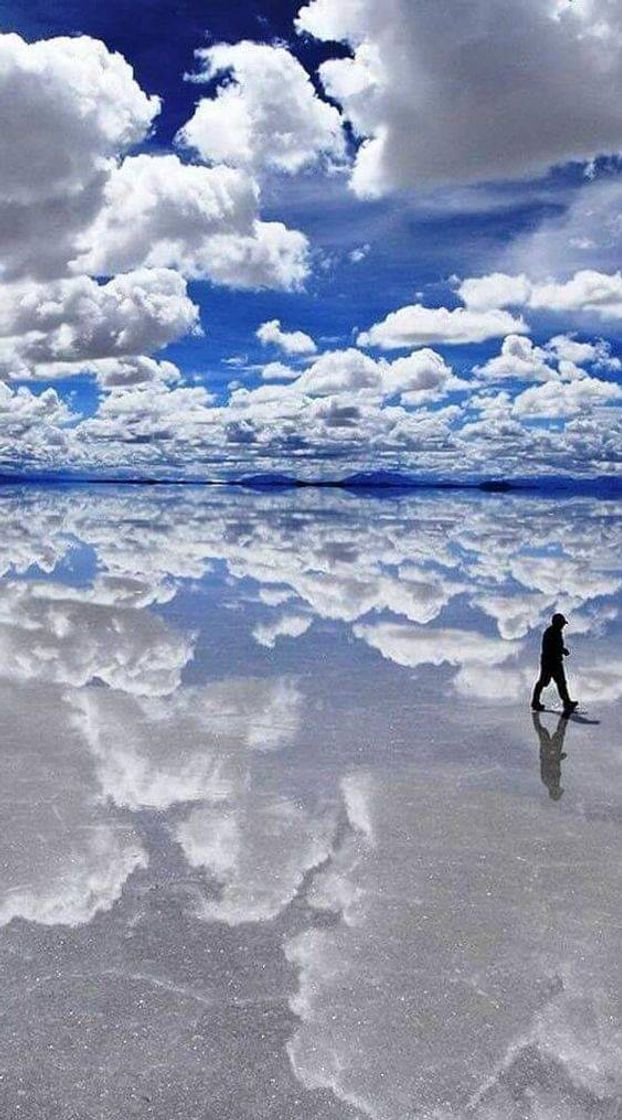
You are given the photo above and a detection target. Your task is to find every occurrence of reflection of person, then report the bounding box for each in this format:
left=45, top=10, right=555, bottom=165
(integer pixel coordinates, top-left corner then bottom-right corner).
left=532, top=711, right=568, bottom=800
left=531, top=612, right=578, bottom=716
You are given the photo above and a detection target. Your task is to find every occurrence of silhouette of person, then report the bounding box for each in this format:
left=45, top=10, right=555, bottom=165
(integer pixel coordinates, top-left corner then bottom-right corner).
left=531, top=612, right=578, bottom=716
left=531, top=711, right=568, bottom=800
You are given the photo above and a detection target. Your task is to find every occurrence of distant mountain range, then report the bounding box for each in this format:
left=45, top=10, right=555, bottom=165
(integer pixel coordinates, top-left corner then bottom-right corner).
left=1, top=469, right=621, bottom=496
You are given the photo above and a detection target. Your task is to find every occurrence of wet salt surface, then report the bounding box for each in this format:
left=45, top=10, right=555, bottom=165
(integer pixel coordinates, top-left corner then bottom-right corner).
left=0, top=484, right=621, bottom=1119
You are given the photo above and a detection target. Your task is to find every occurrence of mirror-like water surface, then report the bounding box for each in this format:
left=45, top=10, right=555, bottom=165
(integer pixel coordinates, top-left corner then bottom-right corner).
left=1, top=485, right=621, bottom=1120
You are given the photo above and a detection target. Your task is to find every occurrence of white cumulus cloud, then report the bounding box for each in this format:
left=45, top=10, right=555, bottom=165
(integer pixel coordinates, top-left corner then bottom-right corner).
left=0, top=269, right=199, bottom=381
left=178, top=40, right=345, bottom=175
left=0, top=31, right=159, bottom=280
left=297, top=0, right=622, bottom=196
left=358, top=304, right=527, bottom=349
left=461, top=269, right=622, bottom=321
left=257, top=319, right=317, bottom=355
left=71, top=154, right=310, bottom=290
left=513, top=376, right=622, bottom=418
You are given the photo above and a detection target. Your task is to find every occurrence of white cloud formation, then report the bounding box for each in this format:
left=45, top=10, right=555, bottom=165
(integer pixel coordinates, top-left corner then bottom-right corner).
left=6, top=355, right=622, bottom=480
left=77, top=382, right=219, bottom=447
left=513, top=376, right=622, bottom=418
left=72, top=155, right=255, bottom=274
left=0, top=382, right=73, bottom=466
left=0, top=269, right=199, bottom=381
left=459, top=273, right=532, bottom=313
left=3, top=27, right=622, bottom=482
left=248, top=346, right=459, bottom=409
left=71, top=154, right=310, bottom=290
left=358, top=304, right=527, bottom=349
left=0, top=32, right=159, bottom=280
left=546, top=334, right=621, bottom=371
left=529, top=270, right=622, bottom=317
left=294, top=347, right=382, bottom=396
left=349, top=243, right=370, bottom=264
left=296, top=0, right=622, bottom=196
left=382, top=348, right=457, bottom=399
left=0, top=33, right=158, bottom=206
left=0, top=381, right=71, bottom=429
left=256, top=319, right=317, bottom=355
left=81, top=356, right=183, bottom=390
left=253, top=613, right=313, bottom=648
left=461, top=269, right=622, bottom=321
left=178, top=40, right=345, bottom=175
left=474, top=331, right=622, bottom=397
left=477, top=335, right=562, bottom=383
left=0, top=28, right=313, bottom=435
left=198, top=219, right=310, bottom=292
left=503, top=177, right=622, bottom=280
left=260, top=361, right=300, bottom=382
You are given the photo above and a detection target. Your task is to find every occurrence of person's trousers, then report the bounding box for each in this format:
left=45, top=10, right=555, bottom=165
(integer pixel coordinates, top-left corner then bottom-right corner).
left=532, top=662, right=571, bottom=707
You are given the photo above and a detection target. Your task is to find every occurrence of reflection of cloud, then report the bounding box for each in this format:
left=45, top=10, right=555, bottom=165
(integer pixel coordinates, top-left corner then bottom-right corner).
left=4, top=487, right=622, bottom=633
left=71, top=677, right=301, bottom=810
left=56, top=573, right=178, bottom=609
left=454, top=662, right=531, bottom=701
left=0, top=482, right=621, bottom=1115
left=511, top=555, right=622, bottom=601
left=286, top=763, right=622, bottom=1119
left=2, top=487, right=622, bottom=709
left=354, top=620, right=522, bottom=670
left=571, top=653, right=622, bottom=703
left=177, top=795, right=336, bottom=925
left=476, top=593, right=620, bottom=643
left=0, top=682, right=145, bottom=928
left=253, top=613, right=312, bottom=648
left=472, top=592, right=549, bottom=640
left=0, top=581, right=193, bottom=695
left=0, top=493, right=71, bottom=577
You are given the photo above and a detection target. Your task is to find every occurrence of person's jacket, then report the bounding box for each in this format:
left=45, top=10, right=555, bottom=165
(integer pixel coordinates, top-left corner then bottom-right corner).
left=541, top=625, right=565, bottom=666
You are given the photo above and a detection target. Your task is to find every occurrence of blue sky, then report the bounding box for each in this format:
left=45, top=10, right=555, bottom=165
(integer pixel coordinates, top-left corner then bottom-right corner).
left=2, top=0, right=622, bottom=479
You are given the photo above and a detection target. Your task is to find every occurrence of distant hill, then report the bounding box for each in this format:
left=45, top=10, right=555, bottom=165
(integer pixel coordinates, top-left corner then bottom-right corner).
left=0, top=469, right=621, bottom=497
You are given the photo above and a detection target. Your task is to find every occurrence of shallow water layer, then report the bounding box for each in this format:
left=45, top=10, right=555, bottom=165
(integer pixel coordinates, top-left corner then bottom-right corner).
left=0, top=484, right=621, bottom=1120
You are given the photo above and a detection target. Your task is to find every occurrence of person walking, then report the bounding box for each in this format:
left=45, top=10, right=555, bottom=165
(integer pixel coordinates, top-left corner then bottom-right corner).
left=531, top=612, right=578, bottom=716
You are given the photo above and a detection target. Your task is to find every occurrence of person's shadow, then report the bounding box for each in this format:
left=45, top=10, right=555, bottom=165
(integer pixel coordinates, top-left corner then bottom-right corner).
left=564, top=711, right=600, bottom=726
left=532, top=711, right=569, bottom=801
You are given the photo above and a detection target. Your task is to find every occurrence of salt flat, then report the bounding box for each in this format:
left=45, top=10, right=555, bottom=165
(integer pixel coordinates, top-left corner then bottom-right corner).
left=0, top=485, right=620, bottom=1120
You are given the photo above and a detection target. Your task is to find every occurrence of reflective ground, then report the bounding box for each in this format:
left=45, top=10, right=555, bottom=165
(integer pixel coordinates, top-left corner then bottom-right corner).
left=0, top=484, right=621, bottom=1120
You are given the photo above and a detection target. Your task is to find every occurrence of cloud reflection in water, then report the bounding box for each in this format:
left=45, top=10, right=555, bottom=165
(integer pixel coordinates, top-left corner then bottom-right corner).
left=0, top=484, right=621, bottom=1117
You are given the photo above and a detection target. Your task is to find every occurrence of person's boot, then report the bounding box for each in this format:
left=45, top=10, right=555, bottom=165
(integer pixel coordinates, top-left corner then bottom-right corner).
left=531, top=699, right=545, bottom=711
left=563, top=700, right=579, bottom=715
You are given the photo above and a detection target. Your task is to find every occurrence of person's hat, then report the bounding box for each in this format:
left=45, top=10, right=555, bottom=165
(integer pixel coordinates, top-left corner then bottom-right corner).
left=552, top=612, right=568, bottom=625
